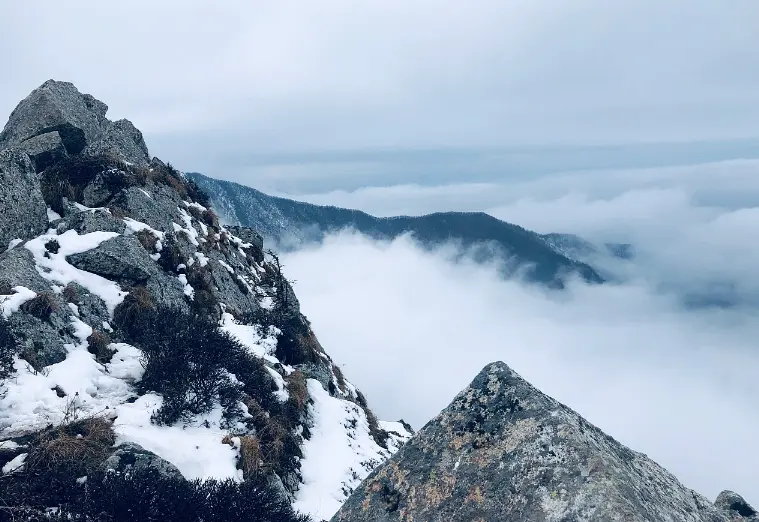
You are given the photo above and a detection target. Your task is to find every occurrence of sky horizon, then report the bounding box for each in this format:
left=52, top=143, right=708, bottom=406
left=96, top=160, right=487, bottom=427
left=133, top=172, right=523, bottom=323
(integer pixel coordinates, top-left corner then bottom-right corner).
left=4, top=1, right=759, bottom=192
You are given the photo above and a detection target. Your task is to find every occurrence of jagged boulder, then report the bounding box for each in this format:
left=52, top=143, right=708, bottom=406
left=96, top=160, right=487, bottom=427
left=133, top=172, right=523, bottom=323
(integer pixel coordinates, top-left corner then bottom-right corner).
left=0, top=148, right=48, bottom=249
left=19, top=131, right=68, bottom=171
left=715, top=491, right=758, bottom=520
left=67, top=235, right=155, bottom=283
left=0, top=80, right=149, bottom=168
left=102, top=442, right=183, bottom=479
left=334, top=362, right=745, bottom=522
left=84, top=119, right=150, bottom=167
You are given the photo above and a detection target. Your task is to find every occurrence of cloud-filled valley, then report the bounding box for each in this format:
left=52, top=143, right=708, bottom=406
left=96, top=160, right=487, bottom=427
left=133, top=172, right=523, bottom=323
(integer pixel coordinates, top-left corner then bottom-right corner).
left=282, top=159, right=759, bottom=506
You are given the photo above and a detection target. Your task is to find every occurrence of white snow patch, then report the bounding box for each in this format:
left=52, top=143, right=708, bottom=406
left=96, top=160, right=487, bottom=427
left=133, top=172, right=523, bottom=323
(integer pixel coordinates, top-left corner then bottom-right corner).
left=106, top=344, right=144, bottom=381
left=219, top=313, right=282, bottom=366
left=178, top=274, right=195, bottom=299
left=46, top=208, right=62, bottom=222
left=260, top=295, right=274, bottom=310
left=266, top=367, right=289, bottom=402
left=194, top=252, right=209, bottom=267
left=73, top=203, right=108, bottom=213
left=218, top=259, right=234, bottom=274
left=174, top=208, right=200, bottom=246
left=114, top=395, right=241, bottom=481
left=0, top=440, right=21, bottom=451
left=25, top=230, right=126, bottom=316
left=0, top=340, right=137, bottom=436
left=123, top=218, right=165, bottom=240
left=184, top=201, right=208, bottom=212
left=6, top=238, right=23, bottom=251
left=139, top=189, right=152, bottom=199
left=2, top=453, right=27, bottom=474
left=294, top=379, right=391, bottom=520
left=0, top=286, right=37, bottom=318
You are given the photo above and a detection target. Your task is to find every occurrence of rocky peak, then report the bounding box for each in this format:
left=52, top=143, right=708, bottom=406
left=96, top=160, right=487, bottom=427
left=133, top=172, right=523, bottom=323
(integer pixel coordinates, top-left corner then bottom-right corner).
left=0, top=80, right=149, bottom=169
left=334, top=361, right=753, bottom=522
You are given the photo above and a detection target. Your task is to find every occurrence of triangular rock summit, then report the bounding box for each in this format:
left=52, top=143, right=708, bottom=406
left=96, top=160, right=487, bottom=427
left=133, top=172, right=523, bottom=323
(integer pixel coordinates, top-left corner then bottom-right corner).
left=334, top=362, right=755, bottom=522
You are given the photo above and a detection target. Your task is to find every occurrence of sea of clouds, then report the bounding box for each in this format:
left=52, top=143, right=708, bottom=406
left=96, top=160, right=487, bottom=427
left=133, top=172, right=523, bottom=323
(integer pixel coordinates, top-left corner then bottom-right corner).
left=283, top=158, right=759, bottom=506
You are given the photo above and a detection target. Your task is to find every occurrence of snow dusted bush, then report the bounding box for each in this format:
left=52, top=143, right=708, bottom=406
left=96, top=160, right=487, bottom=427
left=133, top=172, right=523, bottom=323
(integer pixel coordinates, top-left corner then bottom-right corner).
left=130, top=307, right=277, bottom=425
left=61, top=468, right=310, bottom=522
left=1, top=464, right=311, bottom=522
left=0, top=318, right=15, bottom=381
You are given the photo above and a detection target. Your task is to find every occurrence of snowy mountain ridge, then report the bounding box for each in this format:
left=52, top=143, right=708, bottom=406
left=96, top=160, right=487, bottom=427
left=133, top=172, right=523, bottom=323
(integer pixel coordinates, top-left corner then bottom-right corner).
left=185, top=172, right=617, bottom=289
left=0, top=80, right=409, bottom=522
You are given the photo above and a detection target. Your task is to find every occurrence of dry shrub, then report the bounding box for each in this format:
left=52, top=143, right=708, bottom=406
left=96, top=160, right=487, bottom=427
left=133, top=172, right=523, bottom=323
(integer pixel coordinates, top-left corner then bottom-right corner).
left=186, top=205, right=204, bottom=222
left=108, top=205, right=127, bottom=219
left=24, top=417, right=114, bottom=492
left=332, top=364, right=347, bottom=393
left=20, top=293, right=58, bottom=321
left=87, top=330, right=115, bottom=363
left=166, top=174, right=187, bottom=198
left=355, top=390, right=389, bottom=449
left=20, top=344, right=42, bottom=373
left=113, top=286, right=155, bottom=337
left=40, top=154, right=140, bottom=215
left=285, top=371, right=308, bottom=412
left=239, top=435, right=262, bottom=477
left=157, top=236, right=184, bottom=274
left=134, top=229, right=158, bottom=252
left=29, top=417, right=115, bottom=469
left=62, top=284, right=79, bottom=304
left=186, top=264, right=217, bottom=313
left=201, top=208, right=219, bottom=228
left=0, top=280, right=13, bottom=295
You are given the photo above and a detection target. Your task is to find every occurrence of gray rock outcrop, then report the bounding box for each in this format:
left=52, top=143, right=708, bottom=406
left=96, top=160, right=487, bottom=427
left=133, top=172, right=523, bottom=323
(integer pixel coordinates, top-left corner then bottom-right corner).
left=0, top=148, right=48, bottom=249
left=102, top=442, right=183, bottom=479
left=334, top=362, right=751, bottom=522
left=715, top=491, right=758, bottom=520
left=0, top=80, right=149, bottom=168
left=67, top=235, right=155, bottom=283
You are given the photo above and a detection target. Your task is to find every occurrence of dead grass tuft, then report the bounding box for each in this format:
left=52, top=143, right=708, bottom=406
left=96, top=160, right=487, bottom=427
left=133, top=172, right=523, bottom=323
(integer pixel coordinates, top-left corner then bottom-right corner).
left=87, top=330, right=115, bottom=363
left=20, top=293, right=58, bottom=321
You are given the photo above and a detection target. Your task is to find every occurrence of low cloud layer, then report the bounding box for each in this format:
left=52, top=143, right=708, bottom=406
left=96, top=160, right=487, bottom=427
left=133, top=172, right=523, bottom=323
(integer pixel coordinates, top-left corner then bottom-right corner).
left=282, top=160, right=759, bottom=505
left=284, top=232, right=758, bottom=506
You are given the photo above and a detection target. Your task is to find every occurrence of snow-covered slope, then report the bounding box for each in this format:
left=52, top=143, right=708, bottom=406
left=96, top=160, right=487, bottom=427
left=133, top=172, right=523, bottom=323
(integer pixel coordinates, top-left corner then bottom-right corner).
left=0, top=80, right=410, bottom=521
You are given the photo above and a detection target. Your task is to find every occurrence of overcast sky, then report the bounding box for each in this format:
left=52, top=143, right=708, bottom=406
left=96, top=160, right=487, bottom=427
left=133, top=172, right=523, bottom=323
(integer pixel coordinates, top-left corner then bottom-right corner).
left=3, top=1, right=759, bottom=190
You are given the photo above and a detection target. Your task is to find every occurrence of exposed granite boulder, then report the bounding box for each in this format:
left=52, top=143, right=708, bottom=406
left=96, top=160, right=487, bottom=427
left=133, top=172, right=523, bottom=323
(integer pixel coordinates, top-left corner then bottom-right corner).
left=0, top=80, right=149, bottom=168
left=111, top=184, right=186, bottom=233
left=0, top=148, right=48, bottom=250
left=55, top=208, right=127, bottom=235
left=102, top=442, right=183, bottom=479
left=334, top=362, right=741, bottom=522
left=84, top=119, right=150, bottom=166
left=0, top=248, right=52, bottom=294
left=0, top=80, right=107, bottom=154
left=716, top=491, right=758, bottom=520
left=67, top=235, right=154, bottom=283
left=19, top=130, right=68, bottom=171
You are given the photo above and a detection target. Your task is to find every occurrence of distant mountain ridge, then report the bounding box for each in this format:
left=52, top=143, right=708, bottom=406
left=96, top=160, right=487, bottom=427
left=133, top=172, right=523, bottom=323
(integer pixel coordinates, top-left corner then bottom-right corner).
left=186, top=172, right=623, bottom=288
